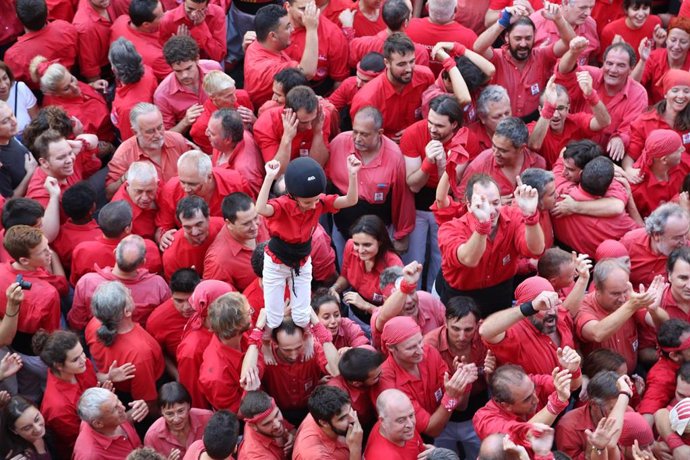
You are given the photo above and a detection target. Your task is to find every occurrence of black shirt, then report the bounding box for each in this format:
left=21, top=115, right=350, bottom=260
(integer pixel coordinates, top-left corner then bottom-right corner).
left=0, top=137, right=28, bottom=198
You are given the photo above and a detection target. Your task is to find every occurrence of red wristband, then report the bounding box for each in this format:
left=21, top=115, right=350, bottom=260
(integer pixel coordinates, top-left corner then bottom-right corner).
left=311, top=322, right=333, bottom=344
left=421, top=157, right=437, bottom=175
left=475, top=220, right=492, bottom=235
left=665, top=433, right=686, bottom=450
left=441, top=393, right=459, bottom=411
left=585, top=90, right=600, bottom=106
left=399, top=279, right=417, bottom=295
left=442, top=56, right=456, bottom=72
left=540, top=101, right=556, bottom=119
left=452, top=43, right=467, bottom=57
left=571, top=368, right=582, bottom=379
left=247, top=328, right=263, bottom=346
left=546, top=392, right=569, bottom=415
left=524, top=211, right=540, bottom=226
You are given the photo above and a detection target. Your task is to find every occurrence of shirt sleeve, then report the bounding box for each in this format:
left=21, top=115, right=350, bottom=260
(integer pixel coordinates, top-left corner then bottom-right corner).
left=253, top=111, right=282, bottom=163
left=190, top=9, right=227, bottom=61
left=638, top=365, right=676, bottom=414
left=391, top=154, right=416, bottom=240
left=153, top=89, right=178, bottom=130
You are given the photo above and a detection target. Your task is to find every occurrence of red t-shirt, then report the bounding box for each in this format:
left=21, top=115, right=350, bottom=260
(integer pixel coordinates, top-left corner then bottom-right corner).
left=111, top=66, right=159, bottom=141
left=405, top=18, right=477, bottom=75
left=176, top=328, right=213, bottom=409
left=158, top=3, right=227, bottom=61
left=189, top=94, right=254, bottom=154
left=145, top=297, right=188, bottom=359
left=243, top=40, right=298, bottom=108
left=72, top=1, right=116, bottom=79
left=198, top=335, right=245, bottom=413
left=638, top=356, right=680, bottom=415
left=110, top=15, right=172, bottom=80
left=620, top=228, right=668, bottom=287
left=341, top=239, right=402, bottom=303
left=640, top=49, right=690, bottom=105
left=51, top=219, right=101, bottom=268
left=348, top=30, right=430, bottom=69
left=527, top=113, right=595, bottom=169
left=351, top=2, right=386, bottom=37
left=600, top=16, right=662, bottom=61
left=162, top=217, right=225, bottom=280
left=284, top=17, right=350, bottom=82
left=363, top=421, right=425, bottom=460
left=43, top=82, right=114, bottom=142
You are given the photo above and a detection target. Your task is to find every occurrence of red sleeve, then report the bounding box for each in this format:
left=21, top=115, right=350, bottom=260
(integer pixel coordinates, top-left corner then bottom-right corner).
left=190, top=6, right=227, bottom=62
left=555, top=413, right=587, bottom=460
left=176, top=347, right=209, bottom=409
left=616, top=88, right=647, bottom=148
left=327, top=77, right=357, bottom=112
left=391, top=154, right=415, bottom=239
left=488, top=0, right=509, bottom=9
left=154, top=180, right=180, bottom=233
left=253, top=110, right=282, bottom=163
left=76, top=26, right=104, bottom=79
left=69, top=280, right=93, bottom=330
left=627, top=115, right=646, bottom=160
left=106, top=146, right=132, bottom=186
left=638, top=365, right=677, bottom=414
left=76, top=145, right=102, bottom=179
left=154, top=89, right=178, bottom=130
left=472, top=406, right=525, bottom=440
left=327, top=22, right=350, bottom=81
left=574, top=308, right=598, bottom=341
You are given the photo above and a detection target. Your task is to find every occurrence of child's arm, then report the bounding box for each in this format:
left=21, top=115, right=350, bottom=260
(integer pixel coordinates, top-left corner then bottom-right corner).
left=256, top=160, right=281, bottom=217
left=334, top=155, right=362, bottom=209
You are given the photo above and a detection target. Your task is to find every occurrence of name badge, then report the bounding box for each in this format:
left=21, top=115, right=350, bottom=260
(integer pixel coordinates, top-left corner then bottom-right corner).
left=530, top=83, right=540, bottom=96
left=374, top=192, right=384, bottom=202
left=502, top=255, right=511, bottom=266
left=682, top=132, right=690, bottom=145
left=434, top=388, right=443, bottom=402
left=632, top=339, right=639, bottom=352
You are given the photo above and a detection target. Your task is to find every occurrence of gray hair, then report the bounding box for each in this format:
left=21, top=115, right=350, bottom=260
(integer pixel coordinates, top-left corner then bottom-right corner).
left=78, top=387, right=114, bottom=423
left=177, top=150, right=213, bottom=177
left=380, top=266, right=403, bottom=290
left=520, top=168, right=554, bottom=200
left=126, top=161, right=158, bottom=184
left=115, top=235, right=146, bottom=272
left=494, top=117, right=528, bottom=148
left=645, top=203, right=688, bottom=236
left=593, top=258, right=630, bottom=291
left=476, top=85, right=510, bottom=118
left=91, top=281, right=132, bottom=347
left=427, top=448, right=460, bottom=460
left=130, top=103, right=161, bottom=133
left=428, top=0, right=455, bottom=23
left=587, top=370, right=620, bottom=403
left=29, top=56, right=68, bottom=94
left=108, top=38, right=144, bottom=85
left=354, top=106, right=383, bottom=131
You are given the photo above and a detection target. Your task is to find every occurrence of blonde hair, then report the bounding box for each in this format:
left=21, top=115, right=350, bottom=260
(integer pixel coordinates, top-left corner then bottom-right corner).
left=203, top=70, right=235, bottom=96
left=28, top=55, right=69, bottom=94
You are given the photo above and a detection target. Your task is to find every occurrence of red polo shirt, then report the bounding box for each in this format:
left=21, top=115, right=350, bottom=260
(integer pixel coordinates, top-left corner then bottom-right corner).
left=110, top=15, right=172, bottom=80
left=438, top=205, right=542, bottom=291
left=629, top=110, right=690, bottom=161
left=203, top=224, right=269, bottom=292
left=41, top=362, right=98, bottom=459
left=238, top=419, right=291, bottom=460
left=43, top=83, right=114, bottom=141
left=631, top=156, right=690, bottom=218
left=620, top=228, right=667, bottom=287
left=472, top=373, right=554, bottom=439
left=331, top=318, right=370, bottom=350
left=144, top=408, right=212, bottom=458
left=327, top=132, right=415, bottom=240
left=638, top=356, right=680, bottom=415
left=85, top=319, right=164, bottom=401
left=459, top=148, right=547, bottom=198
left=70, top=235, right=163, bottom=285
left=243, top=40, right=298, bottom=108
left=284, top=17, right=349, bottom=83
left=198, top=335, right=245, bottom=412
left=47, top=0, right=76, bottom=21
left=176, top=328, right=213, bottom=409
left=405, top=18, right=477, bottom=75
left=51, top=219, right=101, bottom=268
left=243, top=278, right=265, bottom=313
left=145, top=298, right=188, bottom=359
left=348, top=30, right=430, bottom=69
left=601, top=16, right=662, bottom=61
left=661, top=286, right=690, bottom=321
left=73, top=421, right=142, bottom=460
left=264, top=194, right=338, bottom=246
left=253, top=105, right=332, bottom=163
left=162, top=217, right=225, bottom=279
left=575, top=291, right=643, bottom=372
left=341, top=239, right=402, bottom=303
left=554, top=403, right=599, bottom=460
left=153, top=60, right=222, bottom=129
left=4, top=20, right=78, bottom=88
left=374, top=344, right=448, bottom=433
left=327, top=375, right=376, bottom=428
left=111, top=183, right=160, bottom=240
left=363, top=421, right=425, bottom=460
left=592, top=0, right=624, bottom=36
left=106, top=131, right=191, bottom=187
left=0, top=263, right=60, bottom=334
left=159, top=3, right=227, bottom=61
left=486, top=307, right=575, bottom=375
left=111, top=66, right=159, bottom=141
left=466, top=121, right=492, bottom=158
left=527, top=113, right=595, bottom=169
left=293, top=414, right=350, bottom=460
left=327, top=76, right=359, bottom=112
left=189, top=93, right=254, bottom=154
left=350, top=65, right=435, bottom=138
left=72, top=1, right=116, bottom=79
left=321, top=0, right=353, bottom=23
left=640, top=49, right=690, bottom=105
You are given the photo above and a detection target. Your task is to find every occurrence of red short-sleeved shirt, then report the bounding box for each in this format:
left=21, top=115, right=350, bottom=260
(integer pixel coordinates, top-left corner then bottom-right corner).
left=531, top=12, right=599, bottom=65
left=72, top=1, right=116, bottom=79
left=638, top=356, right=680, bottom=415
left=641, top=49, right=690, bottom=105
left=145, top=298, right=188, bottom=359
left=162, top=217, right=225, bottom=280
left=628, top=110, right=690, bottom=161
left=600, top=16, right=662, bottom=61
left=111, top=67, right=159, bottom=141
left=348, top=30, right=430, bottom=69
left=293, top=414, right=351, bottom=460
left=632, top=158, right=690, bottom=218
left=363, top=421, right=425, bottom=460
left=238, top=419, right=291, bottom=460
left=554, top=403, right=599, bottom=460
left=527, top=113, right=595, bottom=169
left=341, top=239, right=402, bottom=303
left=111, top=183, right=159, bottom=240
left=243, top=40, right=298, bottom=108
left=327, top=375, right=376, bottom=428
left=284, top=18, right=350, bottom=82
left=176, top=328, right=213, bottom=409
left=43, top=84, right=114, bottom=142
left=0, top=263, right=60, bottom=334
left=190, top=93, right=253, bottom=154
left=198, top=335, right=245, bottom=412
left=51, top=219, right=101, bottom=268
left=620, top=228, right=668, bottom=287
left=264, top=194, right=339, bottom=245
left=73, top=421, right=142, bottom=460
left=405, top=18, right=477, bottom=75
left=351, top=2, right=386, bottom=37
left=110, top=15, right=172, bottom=80
left=144, top=408, right=213, bottom=458
left=158, top=4, right=227, bottom=61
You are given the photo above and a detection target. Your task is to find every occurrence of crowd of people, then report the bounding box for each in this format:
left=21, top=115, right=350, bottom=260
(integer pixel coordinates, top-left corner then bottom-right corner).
left=3, top=0, right=690, bottom=458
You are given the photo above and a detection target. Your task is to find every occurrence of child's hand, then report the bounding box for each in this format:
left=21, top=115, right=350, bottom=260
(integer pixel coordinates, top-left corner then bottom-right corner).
left=265, top=160, right=281, bottom=179
left=346, top=154, right=362, bottom=175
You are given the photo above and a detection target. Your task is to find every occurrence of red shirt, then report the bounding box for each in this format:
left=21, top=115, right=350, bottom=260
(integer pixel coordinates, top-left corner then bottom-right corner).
left=405, top=18, right=477, bottom=75
left=156, top=168, right=252, bottom=233
left=4, top=20, right=78, bottom=88
left=293, top=414, right=350, bottom=460
left=243, top=40, right=298, bottom=108
left=198, top=335, right=246, bottom=412
left=72, top=1, right=116, bottom=79
left=145, top=298, right=188, bottom=359
left=327, top=375, right=376, bottom=428
left=0, top=0, right=22, bottom=46
left=153, top=60, right=222, bottom=129
left=176, top=328, right=213, bottom=409
left=341, top=239, right=402, bottom=303
left=527, top=113, right=596, bottom=169
left=629, top=110, right=690, bottom=161
left=459, top=148, right=547, bottom=198
left=466, top=121, right=493, bottom=158
left=243, top=278, right=265, bottom=312
left=348, top=30, right=430, bottom=69
left=264, top=194, right=338, bottom=245
left=363, top=421, right=425, bottom=460
left=44, top=82, right=114, bottom=141
left=321, top=0, right=353, bottom=23
left=641, top=49, right=690, bottom=105
left=47, top=0, right=76, bottom=21
left=638, top=356, right=679, bottom=415
left=70, top=266, right=171, bottom=330
left=73, top=421, right=142, bottom=460
left=490, top=44, right=557, bottom=117
left=51, top=219, right=101, bottom=268
left=473, top=373, right=554, bottom=439
left=203, top=224, right=269, bottom=292
left=110, top=15, right=172, bottom=80
left=620, top=228, right=668, bottom=287
left=189, top=93, right=254, bottom=154
left=661, top=285, right=690, bottom=322
left=254, top=105, right=332, bottom=163
left=162, top=217, right=225, bottom=279
left=327, top=76, right=359, bottom=112
left=350, top=65, right=435, bottom=138
left=106, top=131, right=191, bottom=187
left=210, top=132, right=265, bottom=197
left=41, top=362, right=98, bottom=459
left=532, top=12, right=599, bottom=65
left=70, top=235, right=163, bottom=285
left=375, top=344, right=448, bottom=433
left=144, top=408, right=213, bottom=458
left=327, top=132, right=415, bottom=239
left=284, top=17, right=350, bottom=82
left=576, top=291, right=643, bottom=372
left=0, top=263, right=60, bottom=334
left=486, top=308, right=575, bottom=375
left=439, top=205, right=542, bottom=290
left=332, top=317, right=370, bottom=349
left=158, top=4, right=227, bottom=61
left=351, top=3, right=386, bottom=37
left=632, top=158, right=690, bottom=219
left=238, top=419, right=290, bottom=460
left=592, top=0, right=624, bottom=36
left=601, top=16, right=662, bottom=61
left=111, top=66, right=159, bottom=141
left=86, top=319, right=164, bottom=400
left=555, top=403, right=599, bottom=460
left=111, top=183, right=159, bottom=240
left=454, top=0, right=489, bottom=35
left=310, top=223, right=337, bottom=282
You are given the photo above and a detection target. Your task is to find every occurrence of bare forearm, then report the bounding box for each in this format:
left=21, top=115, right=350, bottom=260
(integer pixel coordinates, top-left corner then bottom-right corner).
left=335, top=173, right=359, bottom=208
left=448, top=67, right=471, bottom=106
left=474, top=22, right=503, bottom=57
left=528, top=116, right=550, bottom=151
left=631, top=60, right=645, bottom=81
left=456, top=233, right=487, bottom=267
left=323, top=342, right=340, bottom=376
left=435, top=172, right=451, bottom=209
left=478, top=306, right=524, bottom=343
left=528, top=406, right=559, bottom=426
left=407, top=167, right=430, bottom=193
left=0, top=315, right=19, bottom=347
left=484, top=9, right=500, bottom=28
left=43, top=195, right=61, bottom=243
left=558, top=50, right=579, bottom=74
left=309, top=131, right=329, bottom=166
left=586, top=307, right=636, bottom=342
left=12, top=172, right=33, bottom=198
left=274, top=137, right=294, bottom=175
left=562, top=277, right=588, bottom=317
left=573, top=198, right=624, bottom=216
left=170, top=118, right=192, bottom=134
left=299, top=29, right=319, bottom=79
left=376, top=291, right=406, bottom=330
left=255, top=177, right=275, bottom=216
left=591, top=101, right=611, bottom=130
left=424, top=406, right=453, bottom=437
left=524, top=223, right=545, bottom=255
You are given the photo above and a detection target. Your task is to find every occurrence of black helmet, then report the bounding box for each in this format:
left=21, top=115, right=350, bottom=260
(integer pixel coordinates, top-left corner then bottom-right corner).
left=284, top=157, right=327, bottom=198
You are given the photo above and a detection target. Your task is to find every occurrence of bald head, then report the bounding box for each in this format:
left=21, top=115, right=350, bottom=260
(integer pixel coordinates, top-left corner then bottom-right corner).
left=376, top=389, right=416, bottom=444
left=115, top=234, right=146, bottom=272
left=478, top=433, right=509, bottom=460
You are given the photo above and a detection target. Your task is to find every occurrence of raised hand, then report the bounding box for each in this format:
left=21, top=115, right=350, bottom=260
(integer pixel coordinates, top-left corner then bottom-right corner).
left=552, top=367, right=572, bottom=402
left=576, top=71, right=594, bottom=96
left=402, top=260, right=423, bottom=285
left=345, top=410, right=363, bottom=450
left=513, top=177, right=539, bottom=216
left=542, top=76, right=558, bottom=106
left=281, top=108, right=299, bottom=141
left=302, top=1, right=320, bottom=30
left=646, top=275, right=668, bottom=312
left=569, top=36, right=589, bottom=55
left=627, top=283, right=656, bottom=311
left=653, top=24, right=668, bottom=48
left=557, top=346, right=581, bottom=373
left=44, top=176, right=61, bottom=198
left=108, top=360, right=136, bottom=382
left=240, top=366, right=261, bottom=391
left=470, top=193, right=492, bottom=223
left=639, top=37, right=653, bottom=62
left=425, top=140, right=445, bottom=163
left=483, top=350, right=497, bottom=377
left=5, top=282, right=23, bottom=315
left=127, top=399, right=149, bottom=423
left=574, top=252, right=592, bottom=281
left=541, top=1, right=562, bottom=22
left=265, top=160, right=281, bottom=179
left=527, top=424, right=556, bottom=456
left=346, top=154, right=362, bottom=175
left=585, top=417, right=620, bottom=453
left=532, top=291, right=561, bottom=312
left=0, top=353, right=23, bottom=381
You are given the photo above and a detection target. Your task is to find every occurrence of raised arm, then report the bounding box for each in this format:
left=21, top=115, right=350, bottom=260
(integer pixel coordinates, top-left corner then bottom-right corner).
left=255, top=161, right=280, bottom=217
left=298, top=2, right=320, bottom=80
left=475, top=5, right=530, bottom=59
left=580, top=285, right=654, bottom=343
left=334, top=155, right=362, bottom=209
left=528, top=78, right=558, bottom=151
left=558, top=36, right=589, bottom=75
left=374, top=262, right=422, bottom=332
left=479, top=291, right=560, bottom=344
left=577, top=71, right=611, bottom=131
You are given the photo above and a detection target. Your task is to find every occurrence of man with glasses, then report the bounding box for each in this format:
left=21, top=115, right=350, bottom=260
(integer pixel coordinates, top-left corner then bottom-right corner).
left=158, top=0, right=227, bottom=62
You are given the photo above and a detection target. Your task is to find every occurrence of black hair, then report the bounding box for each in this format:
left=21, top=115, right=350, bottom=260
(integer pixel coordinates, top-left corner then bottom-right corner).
left=98, top=200, right=133, bottom=238
left=429, top=94, right=463, bottom=127
left=157, top=382, right=192, bottom=409
left=163, top=35, right=200, bottom=66
left=382, top=0, right=410, bottom=31
left=274, top=68, right=309, bottom=95
left=307, top=385, right=351, bottom=423
left=338, top=348, right=385, bottom=382
left=251, top=242, right=267, bottom=278
left=383, top=32, right=415, bottom=59
left=129, top=0, right=159, bottom=26
left=176, top=196, right=210, bottom=221
left=1, top=198, right=44, bottom=229
left=580, top=156, right=614, bottom=197
left=255, top=4, right=287, bottom=42
left=563, top=139, right=602, bottom=169
left=61, top=181, right=96, bottom=221
left=170, top=268, right=201, bottom=293
left=15, top=0, right=47, bottom=31
left=222, top=192, right=253, bottom=222
left=203, top=410, right=239, bottom=459
left=445, top=296, right=481, bottom=321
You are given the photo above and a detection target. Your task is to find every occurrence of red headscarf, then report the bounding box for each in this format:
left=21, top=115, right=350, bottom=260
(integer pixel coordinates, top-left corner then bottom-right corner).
left=639, top=129, right=683, bottom=168
left=662, top=69, right=690, bottom=95
left=595, top=239, right=629, bottom=261
left=184, top=280, right=234, bottom=332
left=381, top=316, right=421, bottom=350
left=514, top=276, right=555, bottom=305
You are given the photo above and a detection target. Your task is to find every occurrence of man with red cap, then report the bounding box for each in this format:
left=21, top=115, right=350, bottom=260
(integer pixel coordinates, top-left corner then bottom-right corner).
left=436, top=173, right=545, bottom=316
left=620, top=203, right=690, bottom=287
left=630, top=130, right=689, bottom=218
left=595, top=240, right=631, bottom=266
left=373, top=315, right=478, bottom=439
left=237, top=390, right=296, bottom=459
left=479, top=278, right=584, bottom=376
